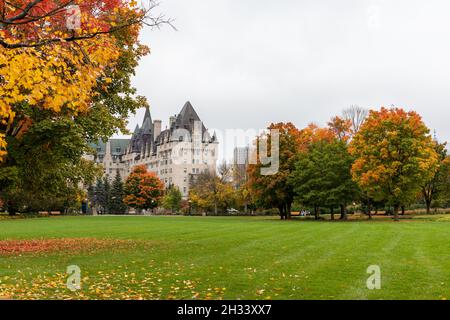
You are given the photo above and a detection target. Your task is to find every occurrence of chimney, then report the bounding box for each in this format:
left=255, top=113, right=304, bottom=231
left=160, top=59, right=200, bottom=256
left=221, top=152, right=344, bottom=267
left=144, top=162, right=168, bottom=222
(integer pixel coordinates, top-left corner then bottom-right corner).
left=153, top=120, right=161, bottom=142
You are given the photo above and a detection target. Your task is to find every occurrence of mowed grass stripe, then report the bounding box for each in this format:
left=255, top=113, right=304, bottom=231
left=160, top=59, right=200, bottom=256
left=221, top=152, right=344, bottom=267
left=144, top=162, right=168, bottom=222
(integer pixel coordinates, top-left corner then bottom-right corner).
left=0, top=216, right=448, bottom=299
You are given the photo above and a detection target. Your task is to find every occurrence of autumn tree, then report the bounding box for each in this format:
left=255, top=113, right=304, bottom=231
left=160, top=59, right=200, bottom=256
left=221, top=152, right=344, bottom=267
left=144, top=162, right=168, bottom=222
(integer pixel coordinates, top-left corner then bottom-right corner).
left=235, top=186, right=254, bottom=214
left=349, top=108, right=439, bottom=220
left=124, top=165, right=164, bottom=212
left=189, top=166, right=234, bottom=215
left=0, top=0, right=171, bottom=161
left=0, top=1, right=170, bottom=213
left=247, top=123, right=301, bottom=219
left=297, top=123, right=335, bottom=152
left=422, top=142, right=450, bottom=213
left=327, top=116, right=352, bottom=142
left=163, top=186, right=182, bottom=214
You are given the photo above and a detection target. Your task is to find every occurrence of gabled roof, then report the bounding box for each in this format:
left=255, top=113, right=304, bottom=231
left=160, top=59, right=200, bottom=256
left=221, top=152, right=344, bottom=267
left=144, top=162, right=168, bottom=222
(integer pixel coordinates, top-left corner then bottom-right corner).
left=172, top=101, right=206, bottom=134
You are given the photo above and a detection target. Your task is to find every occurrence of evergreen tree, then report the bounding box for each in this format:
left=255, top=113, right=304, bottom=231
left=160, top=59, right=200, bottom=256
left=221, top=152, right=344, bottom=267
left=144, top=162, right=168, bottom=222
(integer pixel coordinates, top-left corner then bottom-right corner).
left=102, top=176, right=111, bottom=214
left=93, top=178, right=104, bottom=214
left=110, top=171, right=127, bottom=214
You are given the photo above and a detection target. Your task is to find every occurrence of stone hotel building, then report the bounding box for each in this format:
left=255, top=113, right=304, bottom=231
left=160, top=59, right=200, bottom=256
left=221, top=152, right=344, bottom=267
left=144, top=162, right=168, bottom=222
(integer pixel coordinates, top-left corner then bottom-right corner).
left=86, top=101, right=219, bottom=198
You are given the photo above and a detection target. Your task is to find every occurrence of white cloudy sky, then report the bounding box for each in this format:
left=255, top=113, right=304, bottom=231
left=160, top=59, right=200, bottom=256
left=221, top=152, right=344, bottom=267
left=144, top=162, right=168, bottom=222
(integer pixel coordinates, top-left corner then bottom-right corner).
left=122, top=0, right=450, bottom=160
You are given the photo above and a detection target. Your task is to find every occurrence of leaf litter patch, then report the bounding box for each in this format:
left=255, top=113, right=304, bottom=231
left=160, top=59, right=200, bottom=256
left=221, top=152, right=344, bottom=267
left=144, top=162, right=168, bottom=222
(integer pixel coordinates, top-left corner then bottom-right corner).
left=0, top=238, right=141, bottom=256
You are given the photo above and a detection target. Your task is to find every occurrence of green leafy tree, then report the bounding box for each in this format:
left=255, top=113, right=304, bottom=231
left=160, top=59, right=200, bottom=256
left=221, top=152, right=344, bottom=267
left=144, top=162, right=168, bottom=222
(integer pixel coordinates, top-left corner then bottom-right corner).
left=422, top=142, right=449, bottom=213
left=0, top=119, right=101, bottom=215
left=290, top=139, right=358, bottom=220
left=163, top=187, right=183, bottom=213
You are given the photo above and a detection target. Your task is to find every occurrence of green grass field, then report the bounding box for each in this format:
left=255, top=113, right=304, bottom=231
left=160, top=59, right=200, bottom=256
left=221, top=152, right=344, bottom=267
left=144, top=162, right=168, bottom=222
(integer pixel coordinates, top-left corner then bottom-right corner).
left=0, top=215, right=449, bottom=300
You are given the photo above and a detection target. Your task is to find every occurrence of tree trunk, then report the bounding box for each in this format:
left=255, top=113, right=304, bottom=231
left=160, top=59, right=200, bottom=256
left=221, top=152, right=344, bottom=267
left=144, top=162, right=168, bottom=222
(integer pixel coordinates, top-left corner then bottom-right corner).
left=278, top=205, right=285, bottom=220
left=393, top=205, right=400, bottom=221
left=340, top=204, right=347, bottom=220
left=7, top=201, right=17, bottom=216
left=401, top=206, right=405, bottom=215
left=314, top=206, right=320, bottom=220
left=286, top=203, right=292, bottom=220
left=426, top=200, right=431, bottom=214
left=214, top=202, right=218, bottom=216
left=331, top=207, right=335, bottom=221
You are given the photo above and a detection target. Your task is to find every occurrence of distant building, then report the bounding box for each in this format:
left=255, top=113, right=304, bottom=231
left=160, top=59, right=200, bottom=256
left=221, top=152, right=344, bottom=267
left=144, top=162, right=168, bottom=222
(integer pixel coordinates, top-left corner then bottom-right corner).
left=233, top=147, right=249, bottom=166
left=86, top=101, right=219, bottom=198
left=233, top=146, right=250, bottom=189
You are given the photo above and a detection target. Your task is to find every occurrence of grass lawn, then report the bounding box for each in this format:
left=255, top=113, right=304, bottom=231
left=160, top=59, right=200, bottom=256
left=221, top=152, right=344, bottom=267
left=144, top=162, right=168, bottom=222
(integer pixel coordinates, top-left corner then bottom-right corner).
left=0, top=215, right=449, bottom=300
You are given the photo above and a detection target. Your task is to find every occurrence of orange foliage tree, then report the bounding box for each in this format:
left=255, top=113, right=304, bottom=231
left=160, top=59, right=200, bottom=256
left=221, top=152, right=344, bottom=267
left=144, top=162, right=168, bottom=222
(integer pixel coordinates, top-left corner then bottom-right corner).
left=124, top=165, right=164, bottom=212
left=327, top=116, right=352, bottom=142
left=247, top=122, right=302, bottom=219
left=349, top=107, right=439, bottom=220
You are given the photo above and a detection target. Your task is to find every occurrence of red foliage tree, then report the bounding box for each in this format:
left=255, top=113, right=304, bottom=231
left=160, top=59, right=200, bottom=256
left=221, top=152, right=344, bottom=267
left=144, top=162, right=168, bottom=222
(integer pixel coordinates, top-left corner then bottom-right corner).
left=124, top=165, right=164, bottom=212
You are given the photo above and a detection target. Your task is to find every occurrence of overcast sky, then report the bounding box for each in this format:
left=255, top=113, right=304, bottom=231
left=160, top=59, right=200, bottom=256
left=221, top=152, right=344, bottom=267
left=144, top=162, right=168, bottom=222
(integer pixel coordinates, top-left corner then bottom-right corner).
left=122, top=0, right=450, bottom=160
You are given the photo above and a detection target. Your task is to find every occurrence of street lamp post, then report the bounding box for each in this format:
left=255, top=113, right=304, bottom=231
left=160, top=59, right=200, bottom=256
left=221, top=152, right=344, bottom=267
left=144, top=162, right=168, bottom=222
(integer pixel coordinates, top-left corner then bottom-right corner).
left=188, top=200, right=192, bottom=216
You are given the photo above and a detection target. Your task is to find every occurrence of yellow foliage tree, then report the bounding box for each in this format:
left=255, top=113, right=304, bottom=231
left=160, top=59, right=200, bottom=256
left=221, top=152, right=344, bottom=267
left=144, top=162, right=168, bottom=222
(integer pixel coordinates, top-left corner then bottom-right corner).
left=349, top=107, right=439, bottom=220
